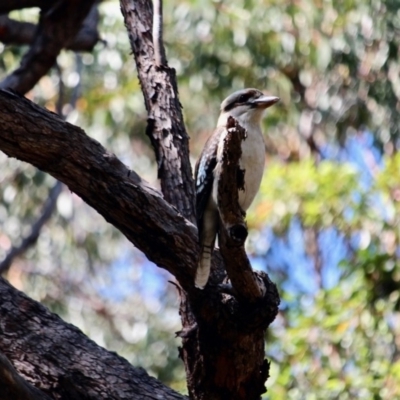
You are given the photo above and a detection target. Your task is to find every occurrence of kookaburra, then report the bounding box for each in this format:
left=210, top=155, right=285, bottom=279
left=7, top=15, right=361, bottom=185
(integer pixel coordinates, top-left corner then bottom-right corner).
left=194, top=88, right=279, bottom=289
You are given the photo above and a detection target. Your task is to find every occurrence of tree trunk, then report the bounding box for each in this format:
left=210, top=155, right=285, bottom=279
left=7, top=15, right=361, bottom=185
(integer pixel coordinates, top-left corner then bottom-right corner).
left=179, top=274, right=279, bottom=400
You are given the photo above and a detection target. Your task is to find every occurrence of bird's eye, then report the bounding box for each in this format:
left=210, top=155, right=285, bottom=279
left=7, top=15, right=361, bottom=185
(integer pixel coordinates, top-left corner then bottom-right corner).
left=238, top=95, right=247, bottom=103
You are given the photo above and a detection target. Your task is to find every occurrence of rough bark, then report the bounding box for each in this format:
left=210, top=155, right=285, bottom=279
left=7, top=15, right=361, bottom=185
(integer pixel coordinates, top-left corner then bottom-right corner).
left=179, top=273, right=279, bottom=400
left=0, top=277, right=186, bottom=400
left=120, top=0, right=196, bottom=222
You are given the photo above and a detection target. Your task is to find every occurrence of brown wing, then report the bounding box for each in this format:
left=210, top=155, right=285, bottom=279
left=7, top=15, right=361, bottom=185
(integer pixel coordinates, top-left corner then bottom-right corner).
left=194, top=126, right=224, bottom=238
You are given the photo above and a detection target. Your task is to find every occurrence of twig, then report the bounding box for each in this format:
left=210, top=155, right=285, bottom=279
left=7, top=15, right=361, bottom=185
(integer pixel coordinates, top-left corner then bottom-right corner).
left=0, top=182, right=62, bottom=274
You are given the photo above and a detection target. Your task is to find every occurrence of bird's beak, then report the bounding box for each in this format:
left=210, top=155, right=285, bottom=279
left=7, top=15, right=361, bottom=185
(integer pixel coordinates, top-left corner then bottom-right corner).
left=251, top=95, right=280, bottom=109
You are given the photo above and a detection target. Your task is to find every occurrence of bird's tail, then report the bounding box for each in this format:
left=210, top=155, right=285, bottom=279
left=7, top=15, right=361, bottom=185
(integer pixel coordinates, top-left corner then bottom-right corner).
left=195, top=206, right=218, bottom=289
left=195, top=244, right=213, bottom=289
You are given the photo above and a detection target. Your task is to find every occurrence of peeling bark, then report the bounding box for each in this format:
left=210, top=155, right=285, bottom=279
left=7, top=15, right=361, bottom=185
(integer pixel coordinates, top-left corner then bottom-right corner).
left=120, top=0, right=196, bottom=222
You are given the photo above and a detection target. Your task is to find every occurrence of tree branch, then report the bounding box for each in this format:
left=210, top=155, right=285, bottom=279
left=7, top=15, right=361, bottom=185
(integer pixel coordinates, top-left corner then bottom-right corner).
left=120, top=0, right=196, bottom=223
left=0, top=277, right=187, bottom=400
left=0, top=0, right=96, bottom=93
left=0, top=13, right=100, bottom=52
left=0, top=181, right=62, bottom=274
left=0, top=89, right=198, bottom=290
left=216, top=117, right=264, bottom=301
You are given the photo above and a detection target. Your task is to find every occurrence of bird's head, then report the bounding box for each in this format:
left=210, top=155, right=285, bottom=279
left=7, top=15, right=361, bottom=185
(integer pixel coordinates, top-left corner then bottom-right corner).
left=217, top=88, right=279, bottom=128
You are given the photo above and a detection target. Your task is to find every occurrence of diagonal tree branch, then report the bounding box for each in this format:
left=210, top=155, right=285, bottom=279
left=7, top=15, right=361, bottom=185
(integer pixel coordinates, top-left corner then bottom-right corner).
left=0, top=8, right=100, bottom=52
left=0, top=16, right=38, bottom=47
left=0, top=277, right=187, bottom=400
left=120, top=0, right=196, bottom=223
left=0, top=89, right=198, bottom=290
left=0, top=181, right=62, bottom=274
left=0, top=0, right=96, bottom=93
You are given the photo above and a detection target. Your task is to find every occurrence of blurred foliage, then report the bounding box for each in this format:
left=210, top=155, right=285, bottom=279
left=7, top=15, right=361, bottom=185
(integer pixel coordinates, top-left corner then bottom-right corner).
left=1, top=0, right=400, bottom=398
left=267, top=270, right=400, bottom=399
left=251, top=159, right=365, bottom=230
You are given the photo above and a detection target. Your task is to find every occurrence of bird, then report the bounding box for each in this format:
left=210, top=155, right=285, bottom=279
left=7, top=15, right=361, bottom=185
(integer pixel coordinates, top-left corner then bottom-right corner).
left=194, top=88, right=279, bottom=289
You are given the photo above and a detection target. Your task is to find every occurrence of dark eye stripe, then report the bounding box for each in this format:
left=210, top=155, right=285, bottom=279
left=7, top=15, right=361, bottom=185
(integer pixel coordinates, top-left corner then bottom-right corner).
left=221, top=89, right=260, bottom=112
left=224, top=95, right=251, bottom=111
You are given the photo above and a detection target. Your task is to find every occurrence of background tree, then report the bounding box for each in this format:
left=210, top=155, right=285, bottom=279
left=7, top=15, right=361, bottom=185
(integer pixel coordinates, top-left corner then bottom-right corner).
left=1, top=0, right=400, bottom=399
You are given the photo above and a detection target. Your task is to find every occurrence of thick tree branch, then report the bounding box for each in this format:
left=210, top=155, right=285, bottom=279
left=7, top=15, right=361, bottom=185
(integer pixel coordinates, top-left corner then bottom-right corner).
left=0, top=89, right=198, bottom=290
left=216, top=117, right=264, bottom=301
left=0, top=277, right=187, bottom=400
left=0, top=0, right=96, bottom=94
left=0, top=16, right=38, bottom=46
left=0, top=9, right=100, bottom=51
left=180, top=270, right=279, bottom=400
left=120, top=0, right=196, bottom=223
